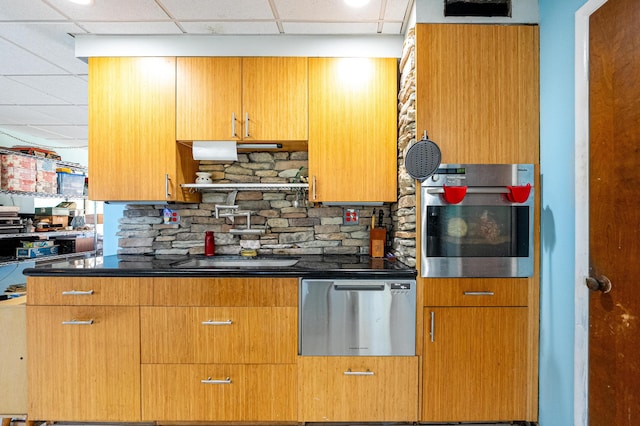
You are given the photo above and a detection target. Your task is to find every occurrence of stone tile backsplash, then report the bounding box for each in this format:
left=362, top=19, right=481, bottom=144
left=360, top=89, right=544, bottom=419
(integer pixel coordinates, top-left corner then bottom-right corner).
left=118, top=151, right=392, bottom=257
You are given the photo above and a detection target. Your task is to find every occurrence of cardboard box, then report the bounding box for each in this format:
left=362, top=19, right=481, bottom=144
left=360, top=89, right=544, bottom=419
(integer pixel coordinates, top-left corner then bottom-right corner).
left=34, top=215, right=68, bottom=227
left=56, top=237, right=94, bottom=254
left=20, top=240, right=55, bottom=248
left=15, top=245, right=58, bottom=258
left=1, top=154, right=37, bottom=192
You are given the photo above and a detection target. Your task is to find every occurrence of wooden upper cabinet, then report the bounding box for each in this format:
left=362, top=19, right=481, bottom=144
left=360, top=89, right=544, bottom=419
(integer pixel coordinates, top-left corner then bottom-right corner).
left=308, top=57, right=398, bottom=202
left=88, top=57, right=182, bottom=201
left=176, top=57, right=308, bottom=142
left=416, top=24, right=539, bottom=164
left=176, top=57, right=242, bottom=141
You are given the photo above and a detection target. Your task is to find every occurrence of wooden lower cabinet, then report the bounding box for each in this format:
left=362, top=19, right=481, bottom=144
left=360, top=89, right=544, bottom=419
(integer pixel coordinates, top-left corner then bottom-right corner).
left=422, top=307, right=528, bottom=422
left=298, top=356, right=418, bottom=422
left=26, top=306, right=140, bottom=422
left=141, top=363, right=296, bottom=421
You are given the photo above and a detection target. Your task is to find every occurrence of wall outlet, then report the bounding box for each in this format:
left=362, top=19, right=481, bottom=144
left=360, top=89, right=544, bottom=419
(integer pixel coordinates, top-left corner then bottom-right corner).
left=343, top=208, right=359, bottom=225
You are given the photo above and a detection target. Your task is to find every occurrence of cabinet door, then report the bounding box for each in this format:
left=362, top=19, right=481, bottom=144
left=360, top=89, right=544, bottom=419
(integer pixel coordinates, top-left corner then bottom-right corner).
left=242, top=57, right=308, bottom=141
left=422, top=307, right=528, bottom=422
left=416, top=24, right=539, bottom=164
left=27, top=306, right=140, bottom=421
left=176, top=57, right=242, bottom=141
left=308, top=57, right=398, bottom=202
left=88, top=57, right=177, bottom=201
left=142, top=363, right=296, bottom=422
left=298, top=356, right=418, bottom=422
left=140, top=306, right=297, bottom=364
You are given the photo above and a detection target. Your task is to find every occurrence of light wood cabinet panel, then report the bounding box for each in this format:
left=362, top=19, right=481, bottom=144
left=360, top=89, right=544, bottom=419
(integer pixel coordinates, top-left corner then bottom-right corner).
left=176, top=57, right=242, bottom=141
left=150, top=277, right=298, bottom=307
left=416, top=24, right=539, bottom=164
left=298, top=356, right=418, bottom=422
left=308, top=57, right=398, bottom=202
left=88, top=57, right=197, bottom=202
left=422, top=277, right=529, bottom=307
left=140, top=306, right=297, bottom=364
left=27, top=276, right=140, bottom=306
left=242, top=57, right=308, bottom=141
left=27, top=306, right=140, bottom=422
left=421, top=307, right=528, bottom=422
left=141, top=363, right=296, bottom=422
left=176, top=56, right=308, bottom=142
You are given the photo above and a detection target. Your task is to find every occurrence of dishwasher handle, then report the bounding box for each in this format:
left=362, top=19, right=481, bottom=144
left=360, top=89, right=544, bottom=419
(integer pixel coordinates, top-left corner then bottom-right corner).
left=333, top=284, right=385, bottom=291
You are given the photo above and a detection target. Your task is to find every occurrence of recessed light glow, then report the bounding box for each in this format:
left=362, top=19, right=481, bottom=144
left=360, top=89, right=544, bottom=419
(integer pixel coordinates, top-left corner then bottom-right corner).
left=68, top=0, right=94, bottom=5
left=344, top=0, right=370, bottom=7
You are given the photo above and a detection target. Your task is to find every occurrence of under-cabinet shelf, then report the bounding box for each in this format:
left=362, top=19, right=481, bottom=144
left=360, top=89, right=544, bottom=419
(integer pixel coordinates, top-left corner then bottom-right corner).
left=0, top=250, right=97, bottom=268
left=182, top=183, right=309, bottom=192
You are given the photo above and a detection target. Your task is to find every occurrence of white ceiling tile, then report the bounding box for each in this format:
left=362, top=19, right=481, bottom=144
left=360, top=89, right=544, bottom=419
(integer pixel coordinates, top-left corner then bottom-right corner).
left=0, top=23, right=88, bottom=74
left=28, top=125, right=87, bottom=139
left=41, top=139, right=88, bottom=148
left=282, top=22, right=380, bottom=35
left=24, top=105, right=88, bottom=125
left=0, top=76, right=72, bottom=105
left=79, top=21, right=184, bottom=35
left=381, top=22, right=403, bottom=34
left=0, top=39, right=66, bottom=74
left=0, top=0, right=67, bottom=20
left=45, top=0, right=170, bottom=21
left=180, top=21, right=280, bottom=35
left=384, top=0, right=412, bottom=21
left=7, top=75, right=87, bottom=105
left=274, top=0, right=382, bottom=21
left=160, top=0, right=275, bottom=20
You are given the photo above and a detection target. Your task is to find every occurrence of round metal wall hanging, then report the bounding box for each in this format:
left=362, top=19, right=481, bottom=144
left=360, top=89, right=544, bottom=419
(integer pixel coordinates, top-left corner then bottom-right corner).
left=405, top=132, right=442, bottom=181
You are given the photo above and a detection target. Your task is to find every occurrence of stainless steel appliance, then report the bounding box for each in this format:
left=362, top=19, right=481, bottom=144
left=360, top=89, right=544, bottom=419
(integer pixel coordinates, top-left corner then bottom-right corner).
left=299, top=279, right=416, bottom=356
left=421, top=164, right=535, bottom=278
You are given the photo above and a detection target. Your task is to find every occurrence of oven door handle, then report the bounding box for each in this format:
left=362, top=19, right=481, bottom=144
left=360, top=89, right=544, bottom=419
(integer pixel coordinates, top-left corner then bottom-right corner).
left=333, top=284, right=385, bottom=291
left=426, top=187, right=511, bottom=194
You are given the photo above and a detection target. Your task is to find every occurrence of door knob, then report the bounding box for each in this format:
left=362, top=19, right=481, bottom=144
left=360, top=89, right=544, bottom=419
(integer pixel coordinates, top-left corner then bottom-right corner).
left=586, top=275, right=612, bottom=293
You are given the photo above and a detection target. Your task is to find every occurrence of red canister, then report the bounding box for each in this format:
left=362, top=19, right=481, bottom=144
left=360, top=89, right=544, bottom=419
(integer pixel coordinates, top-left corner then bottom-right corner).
left=204, top=231, right=215, bottom=256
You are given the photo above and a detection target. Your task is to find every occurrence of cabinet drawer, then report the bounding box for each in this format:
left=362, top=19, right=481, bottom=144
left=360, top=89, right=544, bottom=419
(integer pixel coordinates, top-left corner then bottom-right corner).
left=27, top=277, right=141, bottom=306
left=151, top=277, right=297, bottom=307
left=298, top=356, right=418, bottom=422
left=423, top=278, right=529, bottom=307
left=141, top=363, right=296, bottom=422
left=27, top=306, right=140, bottom=421
left=140, top=306, right=297, bottom=364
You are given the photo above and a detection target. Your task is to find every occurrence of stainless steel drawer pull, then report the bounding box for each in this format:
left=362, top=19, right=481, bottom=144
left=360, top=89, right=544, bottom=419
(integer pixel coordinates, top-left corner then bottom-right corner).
left=463, top=291, right=495, bottom=296
left=245, top=112, right=250, bottom=138
left=201, top=377, right=232, bottom=384
left=430, top=311, right=435, bottom=343
left=334, top=284, right=385, bottom=291
left=62, top=319, right=94, bottom=325
left=232, top=112, right=237, bottom=137
left=62, top=290, right=94, bottom=296
left=201, top=320, right=233, bottom=325
left=344, top=369, right=374, bottom=376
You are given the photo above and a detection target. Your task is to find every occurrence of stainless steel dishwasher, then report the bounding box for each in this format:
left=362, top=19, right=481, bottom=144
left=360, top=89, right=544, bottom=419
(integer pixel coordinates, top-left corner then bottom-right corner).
left=299, top=278, right=416, bottom=356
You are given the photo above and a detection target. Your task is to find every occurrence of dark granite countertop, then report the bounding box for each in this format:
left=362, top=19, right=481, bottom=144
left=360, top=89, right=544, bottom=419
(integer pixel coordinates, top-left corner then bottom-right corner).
left=23, top=254, right=417, bottom=279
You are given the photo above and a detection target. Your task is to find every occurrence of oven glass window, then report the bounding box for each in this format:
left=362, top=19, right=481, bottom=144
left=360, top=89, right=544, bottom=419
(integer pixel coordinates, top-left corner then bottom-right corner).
left=425, top=205, right=529, bottom=257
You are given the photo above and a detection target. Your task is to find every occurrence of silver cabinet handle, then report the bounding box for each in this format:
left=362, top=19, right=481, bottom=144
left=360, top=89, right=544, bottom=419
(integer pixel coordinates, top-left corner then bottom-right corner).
left=232, top=112, right=237, bottom=137
left=62, top=290, right=94, bottom=296
left=201, top=320, right=233, bottom=325
left=165, top=173, right=171, bottom=198
left=62, top=319, right=94, bottom=325
left=463, top=291, right=495, bottom=296
left=312, top=176, right=317, bottom=200
left=201, top=377, right=232, bottom=384
left=344, top=369, right=374, bottom=376
left=430, top=311, right=435, bottom=342
left=244, top=112, right=250, bottom=138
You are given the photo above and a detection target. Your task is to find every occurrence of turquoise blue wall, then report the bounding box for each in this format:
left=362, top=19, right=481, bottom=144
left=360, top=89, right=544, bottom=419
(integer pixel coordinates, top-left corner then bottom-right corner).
left=539, top=0, right=588, bottom=424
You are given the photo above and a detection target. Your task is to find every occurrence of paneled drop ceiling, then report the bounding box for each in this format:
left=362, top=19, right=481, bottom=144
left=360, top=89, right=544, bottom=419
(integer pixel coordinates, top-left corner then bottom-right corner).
left=0, top=0, right=414, bottom=150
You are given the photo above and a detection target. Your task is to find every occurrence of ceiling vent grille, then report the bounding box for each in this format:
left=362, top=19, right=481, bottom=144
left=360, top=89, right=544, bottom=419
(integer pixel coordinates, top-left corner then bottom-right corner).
left=444, top=0, right=511, bottom=17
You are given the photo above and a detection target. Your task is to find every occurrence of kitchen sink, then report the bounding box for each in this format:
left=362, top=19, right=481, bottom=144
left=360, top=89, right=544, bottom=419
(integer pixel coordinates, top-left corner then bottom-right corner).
left=173, top=255, right=300, bottom=269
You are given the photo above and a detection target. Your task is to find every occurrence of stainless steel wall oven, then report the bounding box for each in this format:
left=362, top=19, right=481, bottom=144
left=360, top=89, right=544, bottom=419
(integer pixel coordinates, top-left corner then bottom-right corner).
left=421, top=164, right=535, bottom=278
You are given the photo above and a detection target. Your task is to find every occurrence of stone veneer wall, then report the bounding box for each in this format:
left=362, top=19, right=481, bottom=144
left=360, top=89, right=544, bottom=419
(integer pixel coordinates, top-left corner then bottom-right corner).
left=392, top=27, right=418, bottom=267
left=118, top=151, right=391, bottom=256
